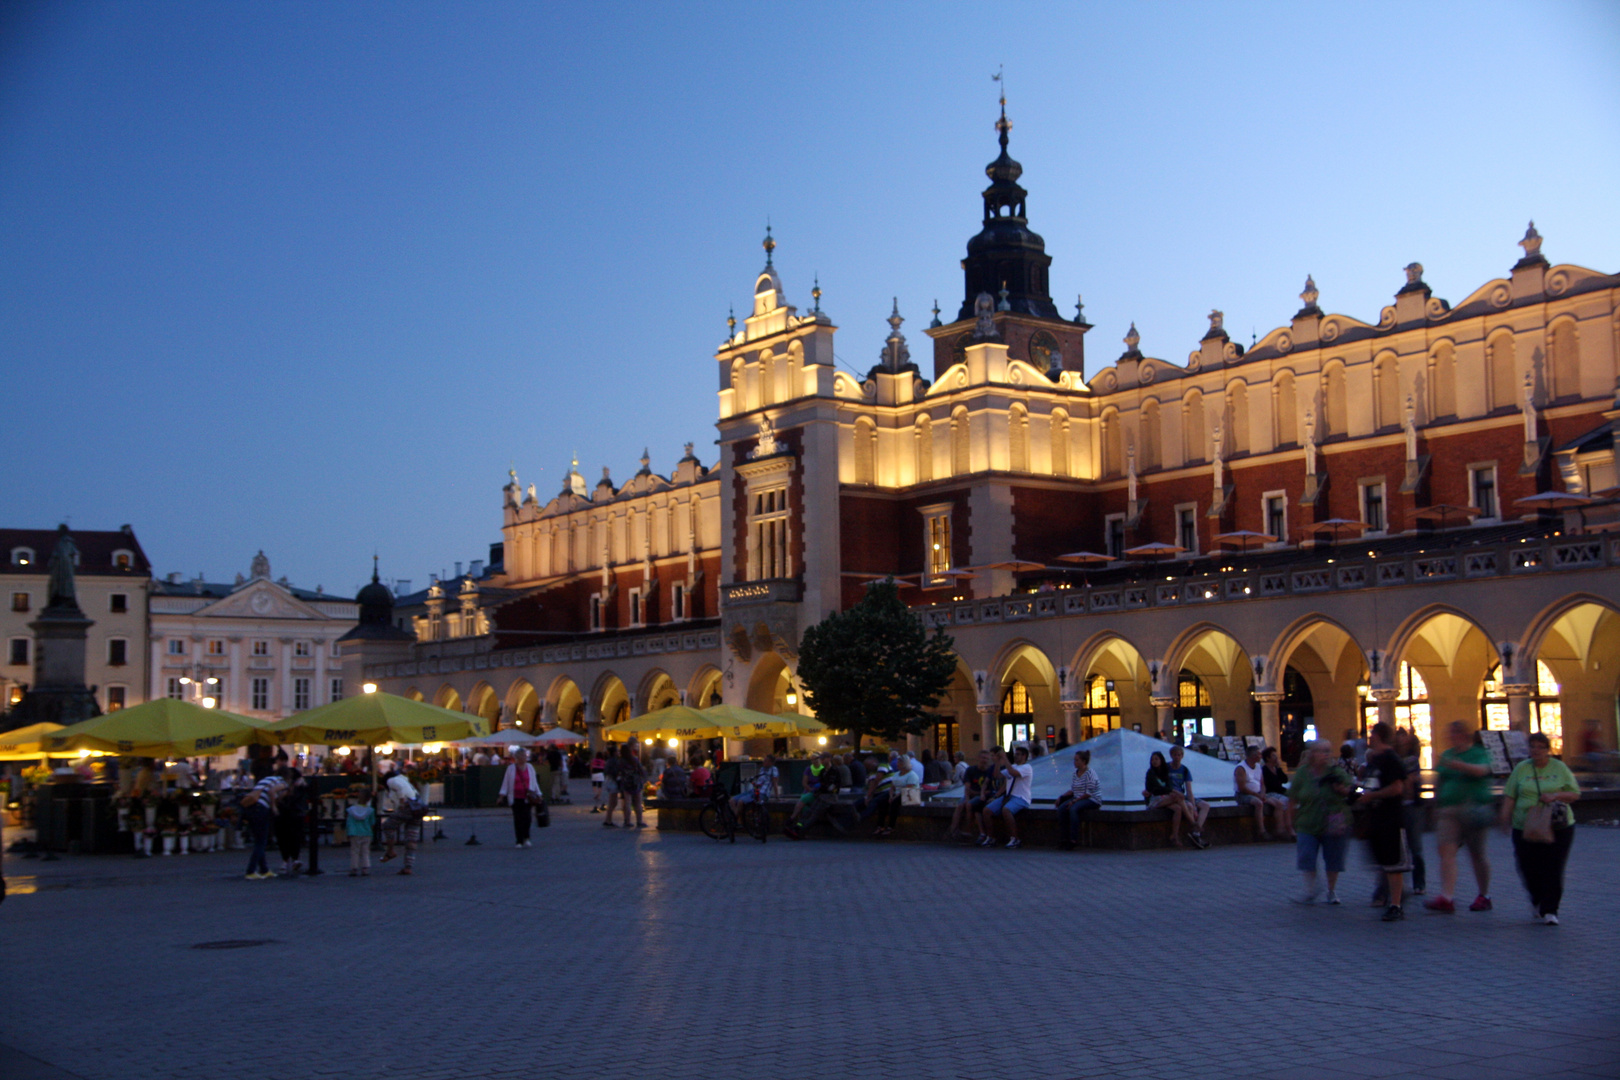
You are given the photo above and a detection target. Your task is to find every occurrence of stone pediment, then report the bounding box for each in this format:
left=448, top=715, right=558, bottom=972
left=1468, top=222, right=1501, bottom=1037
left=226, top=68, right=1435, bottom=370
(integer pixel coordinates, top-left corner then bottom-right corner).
left=194, top=581, right=330, bottom=621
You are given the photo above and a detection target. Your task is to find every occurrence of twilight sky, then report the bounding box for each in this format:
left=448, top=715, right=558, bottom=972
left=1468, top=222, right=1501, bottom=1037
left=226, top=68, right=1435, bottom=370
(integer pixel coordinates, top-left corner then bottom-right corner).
left=3, top=1, right=1617, bottom=596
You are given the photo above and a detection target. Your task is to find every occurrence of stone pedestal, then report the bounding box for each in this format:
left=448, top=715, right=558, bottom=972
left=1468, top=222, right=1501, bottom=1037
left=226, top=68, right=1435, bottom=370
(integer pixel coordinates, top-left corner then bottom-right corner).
left=1255, top=692, right=1284, bottom=747
left=976, top=704, right=997, bottom=750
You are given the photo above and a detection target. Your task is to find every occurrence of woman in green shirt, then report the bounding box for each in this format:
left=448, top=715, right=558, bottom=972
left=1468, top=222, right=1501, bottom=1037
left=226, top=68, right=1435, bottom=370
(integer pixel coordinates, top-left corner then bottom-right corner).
left=1500, top=732, right=1580, bottom=925
left=1287, top=740, right=1353, bottom=904
left=1425, top=721, right=1494, bottom=914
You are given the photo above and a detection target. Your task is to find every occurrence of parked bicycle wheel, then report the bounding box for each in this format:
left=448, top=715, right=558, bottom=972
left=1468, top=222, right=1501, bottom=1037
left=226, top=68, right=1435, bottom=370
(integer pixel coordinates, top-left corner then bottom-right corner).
left=743, top=802, right=769, bottom=843
left=699, top=803, right=736, bottom=843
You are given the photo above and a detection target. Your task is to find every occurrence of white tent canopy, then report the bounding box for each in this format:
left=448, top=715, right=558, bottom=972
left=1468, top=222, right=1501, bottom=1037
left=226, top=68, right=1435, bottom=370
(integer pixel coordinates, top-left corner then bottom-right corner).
left=530, top=726, right=587, bottom=746
left=453, top=728, right=542, bottom=748
left=938, top=729, right=1241, bottom=806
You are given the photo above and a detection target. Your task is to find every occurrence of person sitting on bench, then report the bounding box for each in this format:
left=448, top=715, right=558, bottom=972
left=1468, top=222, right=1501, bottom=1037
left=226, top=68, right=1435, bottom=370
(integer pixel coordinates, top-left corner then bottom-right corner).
left=980, top=745, right=1033, bottom=849
left=1054, top=749, right=1102, bottom=850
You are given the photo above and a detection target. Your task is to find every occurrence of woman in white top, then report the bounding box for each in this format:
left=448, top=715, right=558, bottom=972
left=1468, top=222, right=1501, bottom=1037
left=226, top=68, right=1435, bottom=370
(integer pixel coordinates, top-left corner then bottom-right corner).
left=498, top=748, right=542, bottom=848
left=1234, top=745, right=1287, bottom=840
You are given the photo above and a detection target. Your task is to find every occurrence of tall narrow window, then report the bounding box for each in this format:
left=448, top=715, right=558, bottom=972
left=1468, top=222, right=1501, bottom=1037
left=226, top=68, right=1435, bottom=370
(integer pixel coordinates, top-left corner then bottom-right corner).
left=1177, top=505, right=1199, bottom=555
left=1264, top=492, right=1287, bottom=543
left=1273, top=373, right=1297, bottom=447
left=1362, top=481, right=1386, bottom=533
left=251, top=678, right=270, bottom=711
left=1225, top=382, right=1249, bottom=455
left=1429, top=342, right=1456, bottom=419
left=1050, top=409, right=1070, bottom=477
left=330, top=678, right=344, bottom=704
left=629, top=588, right=643, bottom=627
left=1470, top=465, right=1498, bottom=519
left=106, top=685, right=127, bottom=711
left=10, top=592, right=27, bottom=613
left=8, top=639, right=28, bottom=666
left=1183, top=393, right=1205, bottom=464
left=167, top=677, right=183, bottom=700
left=589, top=594, right=603, bottom=631
left=1140, top=400, right=1161, bottom=469
left=920, top=504, right=954, bottom=584
left=1008, top=404, right=1028, bottom=473
left=1375, top=355, right=1401, bottom=430
left=293, top=678, right=310, bottom=711
left=1550, top=320, right=1580, bottom=401
left=108, top=638, right=128, bottom=666
left=914, top=416, right=933, bottom=483
left=951, top=408, right=970, bottom=475
left=1324, top=364, right=1348, bottom=438
left=1105, top=514, right=1125, bottom=559
left=854, top=418, right=876, bottom=484
left=672, top=582, right=686, bottom=621
left=749, top=485, right=791, bottom=580
left=1101, top=409, right=1122, bottom=477
left=1488, top=332, right=1517, bottom=410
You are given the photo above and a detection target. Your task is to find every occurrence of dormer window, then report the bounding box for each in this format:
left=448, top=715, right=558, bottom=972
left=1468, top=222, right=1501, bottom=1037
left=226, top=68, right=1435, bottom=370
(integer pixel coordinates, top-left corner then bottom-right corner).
left=10, top=547, right=34, bottom=568
left=111, top=549, right=134, bottom=570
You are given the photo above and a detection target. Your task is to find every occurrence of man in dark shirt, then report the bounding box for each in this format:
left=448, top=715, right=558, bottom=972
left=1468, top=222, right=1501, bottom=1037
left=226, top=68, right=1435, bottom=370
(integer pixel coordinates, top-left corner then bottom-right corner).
left=847, top=753, right=867, bottom=791
left=948, top=750, right=995, bottom=842
left=1362, top=721, right=1409, bottom=922
left=545, top=745, right=567, bottom=801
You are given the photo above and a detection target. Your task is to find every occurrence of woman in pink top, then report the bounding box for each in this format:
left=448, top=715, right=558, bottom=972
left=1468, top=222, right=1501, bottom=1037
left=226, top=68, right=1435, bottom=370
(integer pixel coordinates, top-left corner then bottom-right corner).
left=498, top=748, right=542, bottom=848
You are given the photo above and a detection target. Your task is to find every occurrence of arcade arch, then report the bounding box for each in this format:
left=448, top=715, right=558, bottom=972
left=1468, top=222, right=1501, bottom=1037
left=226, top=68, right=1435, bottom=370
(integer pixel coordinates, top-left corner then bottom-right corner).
left=1069, top=633, right=1153, bottom=741
left=638, top=669, right=681, bottom=714
left=434, top=685, right=462, bottom=712
left=505, top=679, right=540, bottom=727
left=1166, top=625, right=1255, bottom=741
left=1385, top=607, right=1500, bottom=762
left=687, top=666, right=723, bottom=709
left=592, top=672, right=630, bottom=730
left=547, top=676, right=585, bottom=732
left=991, top=642, right=1059, bottom=750
left=466, top=682, right=499, bottom=727
left=745, top=652, right=792, bottom=715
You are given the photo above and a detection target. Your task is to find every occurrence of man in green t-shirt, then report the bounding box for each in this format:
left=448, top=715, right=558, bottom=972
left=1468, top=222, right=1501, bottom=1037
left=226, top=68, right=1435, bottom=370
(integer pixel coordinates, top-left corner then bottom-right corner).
left=1425, top=721, right=1495, bottom=914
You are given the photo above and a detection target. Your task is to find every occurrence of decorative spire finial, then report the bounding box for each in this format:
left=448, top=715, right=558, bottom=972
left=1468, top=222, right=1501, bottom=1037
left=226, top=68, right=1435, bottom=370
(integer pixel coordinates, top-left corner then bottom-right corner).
left=763, top=221, right=775, bottom=266
left=930, top=299, right=941, bottom=328
left=992, top=66, right=1010, bottom=147
left=811, top=274, right=821, bottom=313
left=1404, top=262, right=1424, bottom=286
left=372, top=553, right=380, bottom=584
left=996, top=282, right=1011, bottom=312
left=1124, top=322, right=1140, bottom=352
left=1074, top=294, right=1086, bottom=324
left=1519, top=220, right=1543, bottom=261
left=1208, top=309, right=1225, bottom=333
left=640, top=447, right=651, bottom=472
left=1299, top=274, right=1319, bottom=310
left=727, top=304, right=736, bottom=338
left=888, top=297, right=904, bottom=335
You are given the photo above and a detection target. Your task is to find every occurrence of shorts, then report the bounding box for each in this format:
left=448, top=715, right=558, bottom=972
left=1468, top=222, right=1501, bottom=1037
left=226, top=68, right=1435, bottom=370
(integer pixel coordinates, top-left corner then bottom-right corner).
left=966, top=796, right=991, bottom=813
left=1236, top=792, right=1265, bottom=808
left=1296, top=831, right=1347, bottom=874
left=1147, top=794, right=1179, bottom=810
left=735, top=789, right=763, bottom=805
left=1436, top=804, right=1490, bottom=857
left=590, top=773, right=604, bottom=786
left=798, top=792, right=815, bottom=806
left=1367, top=816, right=1406, bottom=870
left=987, top=795, right=1029, bottom=815
left=603, top=779, right=619, bottom=795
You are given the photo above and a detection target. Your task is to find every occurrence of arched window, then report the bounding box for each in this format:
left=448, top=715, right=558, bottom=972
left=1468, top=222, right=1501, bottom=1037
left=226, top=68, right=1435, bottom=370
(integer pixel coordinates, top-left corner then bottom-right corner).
left=1324, top=363, right=1348, bottom=438
left=854, top=417, right=876, bottom=485
left=1141, top=400, right=1161, bottom=469
left=1375, top=354, right=1401, bottom=431
left=914, top=415, right=933, bottom=483
left=1224, top=381, right=1249, bottom=455
left=1488, top=331, right=1517, bottom=411
left=1550, top=320, right=1580, bottom=402
left=1429, top=342, right=1456, bottom=419
left=1081, top=674, right=1120, bottom=741
left=999, top=680, right=1034, bottom=748
left=1008, top=404, right=1029, bottom=473
left=1100, top=408, right=1122, bottom=478
left=951, top=407, right=970, bottom=476
left=10, top=547, right=34, bottom=568
left=1182, top=392, right=1205, bottom=464
left=1273, top=372, right=1297, bottom=448
left=1482, top=660, right=1562, bottom=754
left=1175, top=672, right=1213, bottom=741
left=1361, top=662, right=1433, bottom=768
left=1050, top=408, right=1070, bottom=477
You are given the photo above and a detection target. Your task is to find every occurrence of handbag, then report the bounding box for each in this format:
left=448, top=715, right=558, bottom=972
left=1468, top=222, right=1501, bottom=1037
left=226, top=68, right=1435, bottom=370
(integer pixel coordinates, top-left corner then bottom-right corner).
left=1521, top=768, right=1563, bottom=843
left=899, top=786, right=923, bottom=807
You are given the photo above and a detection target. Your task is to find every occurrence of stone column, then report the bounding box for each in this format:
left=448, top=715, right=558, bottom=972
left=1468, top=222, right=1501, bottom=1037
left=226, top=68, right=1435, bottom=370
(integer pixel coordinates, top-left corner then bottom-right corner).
left=1504, top=685, right=1533, bottom=734
left=1370, top=688, right=1398, bottom=731
left=1255, top=692, right=1284, bottom=747
left=1152, top=697, right=1176, bottom=741
left=586, top=719, right=603, bottom=754
left=977, top=704, right=997, bottom=750
left=1060, top=700, right=1082, bottom=746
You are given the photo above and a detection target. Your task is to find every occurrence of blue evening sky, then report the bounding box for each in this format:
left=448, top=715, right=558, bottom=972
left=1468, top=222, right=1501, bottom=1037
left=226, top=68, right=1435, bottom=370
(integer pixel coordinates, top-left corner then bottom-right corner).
left=3, top=1, right=1617, bottom=596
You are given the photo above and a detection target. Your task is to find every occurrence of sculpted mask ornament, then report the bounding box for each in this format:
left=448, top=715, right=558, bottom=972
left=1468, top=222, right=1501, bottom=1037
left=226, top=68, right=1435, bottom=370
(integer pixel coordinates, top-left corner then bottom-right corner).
left=1208, top=309, right=1224, bottom=334
left=973, top=292, right=997, bottom=339
left=750, top=415, right=780, bottom=459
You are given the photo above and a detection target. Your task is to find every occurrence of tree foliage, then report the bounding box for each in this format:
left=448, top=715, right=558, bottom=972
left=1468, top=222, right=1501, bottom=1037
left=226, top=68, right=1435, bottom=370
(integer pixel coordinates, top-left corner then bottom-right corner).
left=794, top=579, right=958, bottom=750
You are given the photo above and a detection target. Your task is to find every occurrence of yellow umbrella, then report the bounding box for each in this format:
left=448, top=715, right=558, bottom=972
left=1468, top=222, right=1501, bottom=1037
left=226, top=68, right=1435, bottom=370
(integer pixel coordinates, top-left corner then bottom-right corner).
left=775, top=712, right=831, bottom=735
left=44, top=700, right=266, bottom=757
left=700, top=704, right=800, bottom=739
left=0, top=722, right=64, bottom=760
left=603, top=705, right=720, bottom=742
left=257, top=691, right=486, bottom=746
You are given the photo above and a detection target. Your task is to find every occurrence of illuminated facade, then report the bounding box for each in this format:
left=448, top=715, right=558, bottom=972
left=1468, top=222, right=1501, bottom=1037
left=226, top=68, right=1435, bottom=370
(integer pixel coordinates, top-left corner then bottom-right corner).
left=352, top=105, right=1620, bottom=760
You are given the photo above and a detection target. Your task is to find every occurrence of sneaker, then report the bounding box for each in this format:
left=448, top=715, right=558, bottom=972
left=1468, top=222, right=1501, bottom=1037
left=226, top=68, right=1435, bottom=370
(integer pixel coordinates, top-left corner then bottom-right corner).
left=1291, top=893, right=1317, bottom=905
left=244, top=872, right=260, bottom=880
left=515, top=842, right=525, bottom=848
left=523, top=840, right=533, bottom=848
left=1005, top=838, right=1021, bottom=849
left=1190, top=834, right=1210, bottom=850
left=1381, top=904, right=1405, bottom=922
left=1543, top=913, right=1560, bottom=926
left=1326, top=890, right=1341, bottom=905
left=1423, top=896, right=1455, bottom=913
left=602, top=820, right=616, bottom=828
left=1469, top=895, right=1492, bottom=912
left=977, top=835, right=993, bottom=847
left=398, top=867, right=413, bottom=876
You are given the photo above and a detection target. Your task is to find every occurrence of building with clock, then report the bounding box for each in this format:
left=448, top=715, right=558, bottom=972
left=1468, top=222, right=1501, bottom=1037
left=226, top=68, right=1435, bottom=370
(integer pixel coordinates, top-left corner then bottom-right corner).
left=346, top=101, right=1620, bottom=765
left=149, top=551, right=357, bottom=720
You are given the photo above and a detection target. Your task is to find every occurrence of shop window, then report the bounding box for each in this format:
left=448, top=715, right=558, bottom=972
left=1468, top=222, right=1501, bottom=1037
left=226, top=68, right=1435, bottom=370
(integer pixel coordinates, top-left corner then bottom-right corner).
left=1081, top=674, right=1120, bottom=740
left=1362, top=662, right=1433, bottom=768
left=998, top=680, right=1034, bottom=748
left=1482, top=660, right=1562, bottom=756
left=1175, top=673, right=1213, bottom=741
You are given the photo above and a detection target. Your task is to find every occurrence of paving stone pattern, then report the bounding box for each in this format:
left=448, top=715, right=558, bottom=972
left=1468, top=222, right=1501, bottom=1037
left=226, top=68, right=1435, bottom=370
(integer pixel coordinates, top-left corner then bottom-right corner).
left=3, top=807, right=1619, bottom=1080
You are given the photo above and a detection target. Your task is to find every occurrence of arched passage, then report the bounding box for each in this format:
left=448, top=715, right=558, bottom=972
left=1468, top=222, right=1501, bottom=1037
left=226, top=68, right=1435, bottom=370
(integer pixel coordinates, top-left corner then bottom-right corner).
left=687, top=665, right=723, bottom=709
left=1069, top=633, right=1154, bottom=741
left=1384, top=606, right=1501, bottom=766
left=434, top=684, right=462, bottom=712
left=1521, top=595, right=1620, bottom=754
left=402, top=686, right=425, bottom=702
left=1165, top=625, right=1255, bottom=742
left=1268, top=616, right=1369, bottom=757
left=467, top=681, right=499, bottom=728
left=745, top=653, right=791, bottom=715
left=592, top=672, right=630, bottom=730
left=990, top=641, right=1059, bottom=751
left=547, top=676, right=585, bottom=732
left=637, top=668, right=680, bottom=714
left=505, top=678, right=540, bottom=728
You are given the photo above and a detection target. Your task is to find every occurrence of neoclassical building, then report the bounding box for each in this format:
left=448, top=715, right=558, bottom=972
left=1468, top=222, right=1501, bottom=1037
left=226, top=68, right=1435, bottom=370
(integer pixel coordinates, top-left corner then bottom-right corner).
left=350, top=105, right=1620, bottom=764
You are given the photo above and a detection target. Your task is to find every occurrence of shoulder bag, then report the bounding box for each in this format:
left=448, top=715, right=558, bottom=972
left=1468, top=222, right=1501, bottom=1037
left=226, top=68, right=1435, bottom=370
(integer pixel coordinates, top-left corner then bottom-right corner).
left=1521, top=768, right=1561, bottom=843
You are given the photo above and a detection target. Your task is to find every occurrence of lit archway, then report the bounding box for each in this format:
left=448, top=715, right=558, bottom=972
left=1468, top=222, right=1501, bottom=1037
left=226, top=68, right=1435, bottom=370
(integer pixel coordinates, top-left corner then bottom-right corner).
left=592, top=672, right=630, bottom=731
left=505, top=679, right=539, bottom=728
left=1267, top=616, right=1369, bottom=757
left=403, top=686, right=425, bottom=702
left=467, top=682, right=499, bottom=728
left=434, top=684, right=462, bottom=712
left=991, top=642, right=1059, bottom=751
left=1069, top=633, right=1153, bottom=740
left=637, top=669, right=680, bottom=714
left=745, top=653, right=791, bottom=715
left=547, top=676, right=585, bottom=732
left=1523, top=596, right=1620, bottom=753
left=1385, top=606, right=1501, bottom=766
left=687, top=666, right=723, bottom=710
left=1165, top=624, right=1254, bottom=741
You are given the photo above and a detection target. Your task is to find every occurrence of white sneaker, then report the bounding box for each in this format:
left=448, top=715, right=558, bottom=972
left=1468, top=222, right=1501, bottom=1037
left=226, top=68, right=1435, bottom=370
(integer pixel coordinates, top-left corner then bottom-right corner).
left=1005, top=837, right=1021, bottom=849
left=515, top=842, right=525, bottom=848
left=522, top=840, right=532, bottom=848
left=1543, top=913, right=1560, bottom=926
left=1326, top=890, right=1341, bottom=905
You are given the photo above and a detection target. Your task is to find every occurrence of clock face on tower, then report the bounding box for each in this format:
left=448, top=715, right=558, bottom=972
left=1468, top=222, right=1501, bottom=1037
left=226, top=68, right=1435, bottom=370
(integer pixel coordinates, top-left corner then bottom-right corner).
left=1028, top=330, right=1059, bottom=372
left=250, top=591, right=273, bottom=615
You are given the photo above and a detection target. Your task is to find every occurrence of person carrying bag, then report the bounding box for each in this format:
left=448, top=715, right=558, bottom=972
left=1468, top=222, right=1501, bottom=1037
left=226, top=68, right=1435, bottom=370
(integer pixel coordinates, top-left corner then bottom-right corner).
left=1501, top=732, right=1580, bottom=925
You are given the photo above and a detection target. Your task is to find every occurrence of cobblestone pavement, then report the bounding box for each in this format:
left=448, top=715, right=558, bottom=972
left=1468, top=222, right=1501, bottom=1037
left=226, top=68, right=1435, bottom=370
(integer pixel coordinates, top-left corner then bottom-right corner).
left=4, top=805, right=1618, bottom=1080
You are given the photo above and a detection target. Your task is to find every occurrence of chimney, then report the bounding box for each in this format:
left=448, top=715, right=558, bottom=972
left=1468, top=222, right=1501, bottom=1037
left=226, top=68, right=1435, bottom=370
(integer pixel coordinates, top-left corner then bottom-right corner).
left=168, top=572, right=181, bottom=584
left=395, top=579, right=411, bottom=596
left=469, top=559, right=484, bottom=577
left=454, top=561, right=463, bottom=577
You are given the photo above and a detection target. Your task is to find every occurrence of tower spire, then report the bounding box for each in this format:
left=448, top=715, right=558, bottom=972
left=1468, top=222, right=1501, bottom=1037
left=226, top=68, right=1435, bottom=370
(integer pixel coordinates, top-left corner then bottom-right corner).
left=763, top=221, right=775, bottom=267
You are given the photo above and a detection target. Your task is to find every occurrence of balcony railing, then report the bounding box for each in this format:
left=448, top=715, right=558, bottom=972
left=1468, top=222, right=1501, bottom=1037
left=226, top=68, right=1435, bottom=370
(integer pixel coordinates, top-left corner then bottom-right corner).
left=720, top=579, right=804, bottom=606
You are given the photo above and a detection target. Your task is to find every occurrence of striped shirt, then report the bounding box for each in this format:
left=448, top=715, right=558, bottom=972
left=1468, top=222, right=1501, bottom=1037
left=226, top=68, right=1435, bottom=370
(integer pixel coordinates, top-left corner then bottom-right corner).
left=1069, top=768, right=1100, bottom=801
left=250, top=776, right=285, bottom=808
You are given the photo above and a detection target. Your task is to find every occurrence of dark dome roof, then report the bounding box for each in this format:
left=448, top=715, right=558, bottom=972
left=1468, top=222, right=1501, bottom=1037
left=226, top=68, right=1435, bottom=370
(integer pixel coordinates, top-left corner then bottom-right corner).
left=356, top=563, right=394, bottom=625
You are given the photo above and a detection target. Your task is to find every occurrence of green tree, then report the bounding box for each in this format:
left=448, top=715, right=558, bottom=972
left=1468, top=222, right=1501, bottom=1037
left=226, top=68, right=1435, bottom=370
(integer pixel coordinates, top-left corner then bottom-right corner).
left=795, top=579, right=958, bottom=751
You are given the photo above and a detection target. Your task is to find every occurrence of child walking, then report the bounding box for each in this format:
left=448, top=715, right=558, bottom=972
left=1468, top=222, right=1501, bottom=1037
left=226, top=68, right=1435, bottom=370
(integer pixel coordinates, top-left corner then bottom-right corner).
left=346, top=791, right=375, bottom=877
left=589, top=752, right=607, bottom=812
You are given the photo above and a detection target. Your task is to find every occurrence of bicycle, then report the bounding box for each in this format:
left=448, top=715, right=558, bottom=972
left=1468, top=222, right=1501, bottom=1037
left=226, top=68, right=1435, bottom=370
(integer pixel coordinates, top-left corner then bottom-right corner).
left=739, top=799, right=770, bottom=843
left=698, top=786, right=738, bottom=843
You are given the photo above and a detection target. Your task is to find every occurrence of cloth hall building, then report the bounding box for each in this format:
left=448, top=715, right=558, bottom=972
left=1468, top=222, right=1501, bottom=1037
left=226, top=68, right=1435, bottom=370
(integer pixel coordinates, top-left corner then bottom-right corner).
left=348, top=108, right=1620, bottom=764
